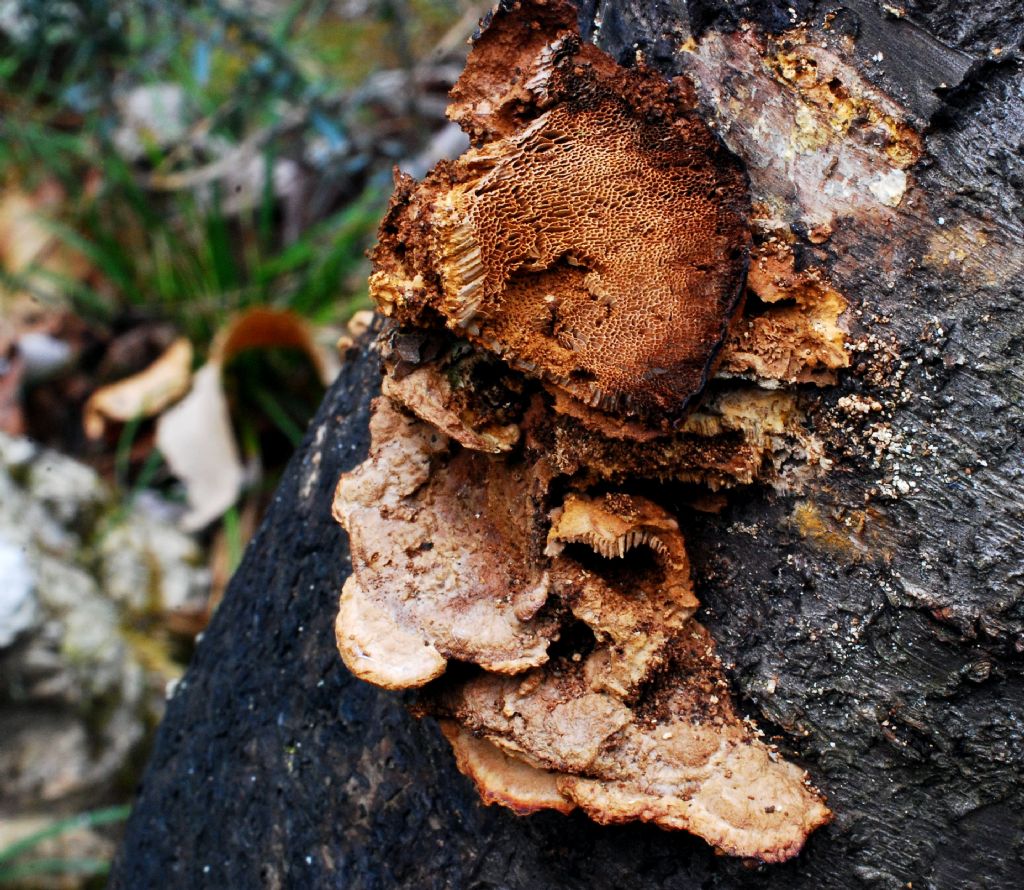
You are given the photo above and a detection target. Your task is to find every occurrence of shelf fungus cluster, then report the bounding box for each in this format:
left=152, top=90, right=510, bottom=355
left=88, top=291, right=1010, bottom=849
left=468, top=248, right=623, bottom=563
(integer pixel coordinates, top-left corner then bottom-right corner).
left=333, top=0, right=832, bottom=863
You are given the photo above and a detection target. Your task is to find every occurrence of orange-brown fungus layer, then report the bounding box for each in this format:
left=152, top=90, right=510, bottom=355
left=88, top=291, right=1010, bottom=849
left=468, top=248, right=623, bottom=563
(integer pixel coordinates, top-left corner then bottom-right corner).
left=721, top=238, right=849, bottom=385
left=531, top=386, right=820, bottom=491
left=369, top=1, right=750, bottom=422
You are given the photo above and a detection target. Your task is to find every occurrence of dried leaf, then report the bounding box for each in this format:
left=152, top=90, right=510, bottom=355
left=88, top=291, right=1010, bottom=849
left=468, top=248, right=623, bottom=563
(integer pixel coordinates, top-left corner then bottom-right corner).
left=155, top=308, right=337, bottom=530
left=83, top=337, right=193, bottom=439
left=0, top=181, right=95, bottom=320
left=211, top=307, right=338, bottom=385
left=155, top=363, right=244, bottom=532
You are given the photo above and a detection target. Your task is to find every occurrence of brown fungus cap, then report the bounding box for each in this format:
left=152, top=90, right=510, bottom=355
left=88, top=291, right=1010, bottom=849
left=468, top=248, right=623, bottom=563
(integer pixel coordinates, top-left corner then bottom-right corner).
left=438, top=719, right=576, bottom=816
left=369, top=0, right=750, bottom=423
left=332, top=397, right=561, bottom=687
left=429, top=622, right=831, bottom=863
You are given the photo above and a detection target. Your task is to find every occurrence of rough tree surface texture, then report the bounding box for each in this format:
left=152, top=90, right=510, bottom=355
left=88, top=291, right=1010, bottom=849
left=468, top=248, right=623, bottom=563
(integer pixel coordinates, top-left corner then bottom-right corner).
left=111, top=1, right=1024, bottom=888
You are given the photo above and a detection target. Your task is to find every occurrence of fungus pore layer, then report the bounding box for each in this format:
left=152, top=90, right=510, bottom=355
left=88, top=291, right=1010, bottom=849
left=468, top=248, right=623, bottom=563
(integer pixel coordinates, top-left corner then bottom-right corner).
left=369, top=1, right=750, bottom=422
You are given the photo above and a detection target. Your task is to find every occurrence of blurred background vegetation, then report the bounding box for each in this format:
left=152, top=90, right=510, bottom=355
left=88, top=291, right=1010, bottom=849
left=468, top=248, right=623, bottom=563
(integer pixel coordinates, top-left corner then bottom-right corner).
left=0, top=0, right=477, bottom=884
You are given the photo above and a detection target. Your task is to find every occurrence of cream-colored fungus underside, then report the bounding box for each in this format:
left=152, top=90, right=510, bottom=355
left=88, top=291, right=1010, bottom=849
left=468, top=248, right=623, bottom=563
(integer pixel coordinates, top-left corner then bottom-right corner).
left=431, top=623, right=831, bottom=863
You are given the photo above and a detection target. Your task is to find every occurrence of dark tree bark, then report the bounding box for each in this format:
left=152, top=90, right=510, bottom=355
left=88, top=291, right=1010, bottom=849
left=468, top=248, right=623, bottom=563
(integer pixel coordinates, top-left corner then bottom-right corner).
left=110, top=2, right=1024, bottom=888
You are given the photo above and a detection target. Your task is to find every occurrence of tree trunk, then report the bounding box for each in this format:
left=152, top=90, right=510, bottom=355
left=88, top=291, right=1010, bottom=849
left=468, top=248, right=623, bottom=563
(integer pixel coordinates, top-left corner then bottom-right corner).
left=110, top=2, right=1024, bottom=888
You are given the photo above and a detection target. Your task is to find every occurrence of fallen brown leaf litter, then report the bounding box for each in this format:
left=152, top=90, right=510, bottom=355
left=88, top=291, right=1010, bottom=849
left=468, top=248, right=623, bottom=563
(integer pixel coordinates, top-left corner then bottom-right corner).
left=334, top=0, right=834, bottom=862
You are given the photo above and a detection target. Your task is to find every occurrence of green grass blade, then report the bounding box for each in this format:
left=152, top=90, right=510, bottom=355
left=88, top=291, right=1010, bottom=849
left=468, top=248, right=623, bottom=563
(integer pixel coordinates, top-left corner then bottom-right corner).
left=251, top=385, right=305, bottom=446
left=0, top=805, right=131, bottom=865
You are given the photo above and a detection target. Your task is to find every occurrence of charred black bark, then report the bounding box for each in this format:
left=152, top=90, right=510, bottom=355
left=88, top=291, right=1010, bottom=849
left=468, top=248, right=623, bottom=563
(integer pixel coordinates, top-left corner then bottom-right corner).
left=111, top=3, right=1024, bottom=888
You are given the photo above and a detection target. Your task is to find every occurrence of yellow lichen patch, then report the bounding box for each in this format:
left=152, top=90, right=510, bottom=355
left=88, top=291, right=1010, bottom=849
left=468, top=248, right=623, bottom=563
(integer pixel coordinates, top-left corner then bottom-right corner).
left=922, top=220, right=1023, bottom=289
left=764, top=37, right=922, bottom=170
left=790, top=500, right=869, bottom=560
left=720, top=238, right=850, bottom=385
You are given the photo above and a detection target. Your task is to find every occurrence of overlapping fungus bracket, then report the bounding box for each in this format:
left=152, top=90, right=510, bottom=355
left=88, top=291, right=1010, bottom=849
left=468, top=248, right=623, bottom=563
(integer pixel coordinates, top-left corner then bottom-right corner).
left=371, top=4, right=751, bottom=422
left=336, top=0, right=832, bottom=863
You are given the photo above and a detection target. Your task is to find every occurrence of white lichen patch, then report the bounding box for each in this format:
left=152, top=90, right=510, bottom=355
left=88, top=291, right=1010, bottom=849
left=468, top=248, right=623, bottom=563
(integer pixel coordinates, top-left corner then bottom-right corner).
left=867, top=169, right=908, bottom=207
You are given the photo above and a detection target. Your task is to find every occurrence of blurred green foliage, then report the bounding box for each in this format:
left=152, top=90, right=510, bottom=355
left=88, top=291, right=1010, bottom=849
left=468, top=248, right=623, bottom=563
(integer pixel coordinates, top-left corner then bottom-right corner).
left=0, top=0, right=462, bottom=344
left=0, top=805, right=131, bottom=885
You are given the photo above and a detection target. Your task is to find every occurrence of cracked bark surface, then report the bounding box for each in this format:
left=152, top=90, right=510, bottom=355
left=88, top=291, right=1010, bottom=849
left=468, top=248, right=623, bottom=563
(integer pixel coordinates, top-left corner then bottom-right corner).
left=111, top=2, right=1024, bottom=888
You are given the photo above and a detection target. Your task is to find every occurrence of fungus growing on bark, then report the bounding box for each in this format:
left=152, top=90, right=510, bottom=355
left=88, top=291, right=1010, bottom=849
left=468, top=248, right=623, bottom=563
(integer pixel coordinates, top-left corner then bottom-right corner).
left=720, top=239, right=850, bottom=385
left=332, top=397, right=561, bottom=687
left=333, top=0, right=832, bottom=862
left=426, top=623, right=831, bottom=862
left=438, top=719, right=575, bottom=816
left=546, top=493, right=699, bottom=698
left=370, top=1, right=750, bottom=422
left=537, top=387, right=823, bottom=491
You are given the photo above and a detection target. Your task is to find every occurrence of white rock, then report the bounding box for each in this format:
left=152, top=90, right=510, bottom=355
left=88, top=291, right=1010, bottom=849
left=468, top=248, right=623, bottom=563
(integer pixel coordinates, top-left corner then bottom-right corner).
left=0, top=430, right=36, bottom=469
left=99, top=507, right=208, bottom=612
left=113, top=83, right=188, bottom=160
left=17, top=331, right=73, bottom=381
left=27, top=451, right=107, bottom=527
left=0, top=535, right=37, bottom=647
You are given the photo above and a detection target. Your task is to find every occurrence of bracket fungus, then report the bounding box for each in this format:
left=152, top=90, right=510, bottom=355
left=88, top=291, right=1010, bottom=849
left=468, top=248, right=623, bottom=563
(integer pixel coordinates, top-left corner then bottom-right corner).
left=333, top=0, right=832, bottom=863
left=369, top=1, right=750, bottom=423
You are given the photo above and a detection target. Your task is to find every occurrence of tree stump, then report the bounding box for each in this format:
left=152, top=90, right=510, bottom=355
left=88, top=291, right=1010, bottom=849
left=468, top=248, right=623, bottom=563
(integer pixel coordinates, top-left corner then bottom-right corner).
left=110, top=2, right=1024, bottom=887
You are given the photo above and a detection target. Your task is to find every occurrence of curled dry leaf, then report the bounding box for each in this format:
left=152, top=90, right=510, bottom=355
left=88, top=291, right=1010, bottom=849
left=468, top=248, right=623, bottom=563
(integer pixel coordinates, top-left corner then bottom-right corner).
left=156, top=362, right=244, bottom=532
left=0, top=350, right=25, bottom=437
left=208, top=307, right=338, bottom=386
left=156, top=308, right=338, bottom=531
left=84, top=338, right=194, bottom=439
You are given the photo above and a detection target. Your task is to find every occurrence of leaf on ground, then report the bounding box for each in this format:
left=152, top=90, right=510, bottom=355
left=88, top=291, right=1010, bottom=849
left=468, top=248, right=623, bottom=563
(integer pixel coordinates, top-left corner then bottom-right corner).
left=155, top=308, right=338, bottom=531
left=156, top=362, right=245, bottom=532
left=83, top=337, right=194, bottom=439
left=0, top=181, right=95, bottom=319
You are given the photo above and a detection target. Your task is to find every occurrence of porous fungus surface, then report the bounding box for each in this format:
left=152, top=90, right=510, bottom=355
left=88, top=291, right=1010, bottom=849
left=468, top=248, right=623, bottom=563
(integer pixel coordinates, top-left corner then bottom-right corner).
left=370, top=3, right=750, bottom=422
left=333, top=0, right=834, bottom=863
